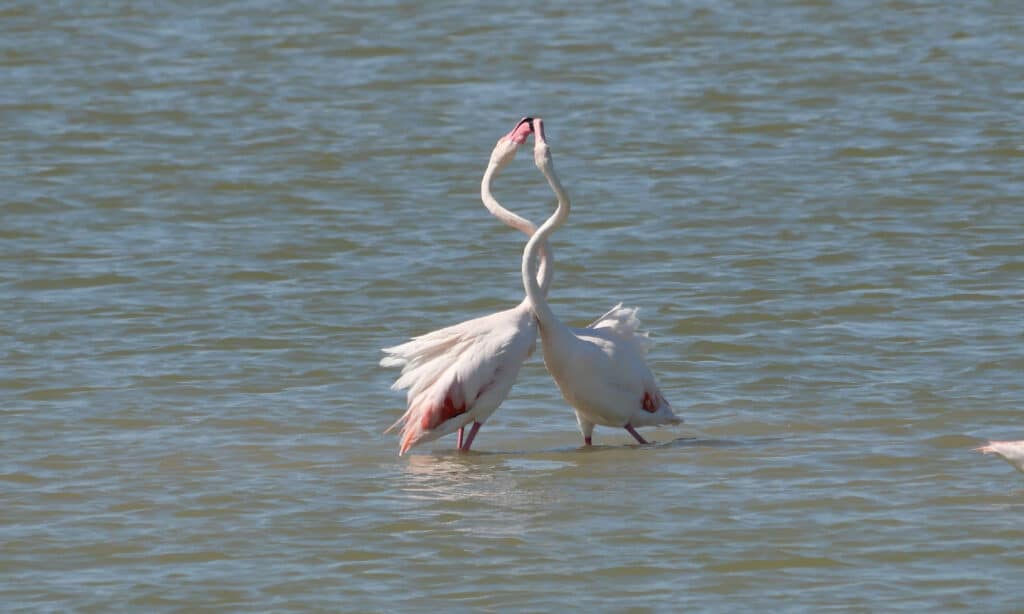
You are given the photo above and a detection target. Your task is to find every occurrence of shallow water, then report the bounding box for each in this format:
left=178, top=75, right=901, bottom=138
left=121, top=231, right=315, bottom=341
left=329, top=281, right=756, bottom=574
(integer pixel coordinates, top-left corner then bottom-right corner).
left=3, top=0, right=1024, bottom=610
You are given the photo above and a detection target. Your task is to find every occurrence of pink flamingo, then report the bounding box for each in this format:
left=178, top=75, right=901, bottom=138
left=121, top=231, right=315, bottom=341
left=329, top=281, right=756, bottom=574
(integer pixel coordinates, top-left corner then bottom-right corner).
left=521, top=118, right=682, bottom=446
left=382, top=118, right=552, bottom=455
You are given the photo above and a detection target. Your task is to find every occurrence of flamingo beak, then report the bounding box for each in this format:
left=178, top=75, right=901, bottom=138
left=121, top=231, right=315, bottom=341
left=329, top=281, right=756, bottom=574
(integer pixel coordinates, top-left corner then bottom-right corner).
left=531, top=117, right=546, bottom=145
left=505, top=116, right=534, bottom=145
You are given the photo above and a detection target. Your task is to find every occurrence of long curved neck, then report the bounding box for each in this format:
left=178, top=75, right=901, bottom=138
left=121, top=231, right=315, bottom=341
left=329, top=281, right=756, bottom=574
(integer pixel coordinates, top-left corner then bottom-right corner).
left=481, top=161, right=552, bottom=296
left=522, top=156, right=569, bottom=329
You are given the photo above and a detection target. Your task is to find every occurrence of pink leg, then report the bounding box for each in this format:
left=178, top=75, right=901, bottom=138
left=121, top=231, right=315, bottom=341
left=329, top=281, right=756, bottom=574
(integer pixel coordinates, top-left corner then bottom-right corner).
left=584, top=436, right=592, bottom=446
left=460, top=422, right=482, bottom=451
left=456, top=426, right=464, bottom=450
left=624, top=424, right=648, bottom=444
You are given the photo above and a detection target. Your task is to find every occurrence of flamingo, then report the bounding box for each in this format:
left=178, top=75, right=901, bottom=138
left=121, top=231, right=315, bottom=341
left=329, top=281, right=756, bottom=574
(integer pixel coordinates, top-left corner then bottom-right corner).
left=381, top=117, right=553, bottom=455
left=521, top=118, right=682, bottom=446
left=975, top=440, right=1024, bottom=474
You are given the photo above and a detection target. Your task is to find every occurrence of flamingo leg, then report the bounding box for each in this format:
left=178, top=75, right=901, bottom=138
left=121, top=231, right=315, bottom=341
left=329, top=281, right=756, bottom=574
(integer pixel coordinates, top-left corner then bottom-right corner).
left=624, top=424, right=648, bottom=445
left=584, top=437, right=592, bottom=446
left=456, top=426, right=464, bottom=450
left=460, top=422, right=483, bottom=451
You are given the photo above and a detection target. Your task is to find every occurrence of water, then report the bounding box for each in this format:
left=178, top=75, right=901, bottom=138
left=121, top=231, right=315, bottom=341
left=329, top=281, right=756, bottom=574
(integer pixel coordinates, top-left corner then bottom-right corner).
left=3, top=0, right=1024, bottom=610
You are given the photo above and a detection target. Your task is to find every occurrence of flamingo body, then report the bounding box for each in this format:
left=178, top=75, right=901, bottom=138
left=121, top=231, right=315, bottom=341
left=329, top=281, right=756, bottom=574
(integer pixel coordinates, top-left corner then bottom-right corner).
left=541, top=305, right=681, bottom=444
left=383, top=304, right=536, bottom=454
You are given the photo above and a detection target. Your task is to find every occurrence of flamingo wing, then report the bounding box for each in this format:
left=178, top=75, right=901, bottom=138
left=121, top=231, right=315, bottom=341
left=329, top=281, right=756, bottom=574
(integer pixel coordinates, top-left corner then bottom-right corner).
left=382, top=307, right=537, bottom=454
left=567, top=323, right=680, bottom=429
left=586, top=302, right=652, bottom=355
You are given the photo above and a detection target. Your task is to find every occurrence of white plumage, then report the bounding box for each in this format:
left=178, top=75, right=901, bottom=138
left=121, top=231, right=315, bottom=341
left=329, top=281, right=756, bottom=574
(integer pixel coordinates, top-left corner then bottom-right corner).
left=521, top=119, right=682, bottom=446
left=382, top=306, right=537, bottom=454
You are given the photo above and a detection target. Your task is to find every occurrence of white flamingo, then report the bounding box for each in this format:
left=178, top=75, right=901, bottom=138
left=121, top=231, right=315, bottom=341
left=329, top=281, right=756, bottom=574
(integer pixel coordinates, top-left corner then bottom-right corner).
left=976, top=440, right=1024, bottom=474
left=521, top=118, right=682, bottom=446
left=382, top=117, right=552, bottom=455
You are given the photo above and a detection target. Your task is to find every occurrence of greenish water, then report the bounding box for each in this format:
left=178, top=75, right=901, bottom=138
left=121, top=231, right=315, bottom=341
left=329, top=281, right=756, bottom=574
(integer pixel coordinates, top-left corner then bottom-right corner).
left=3, top=0, right=1023, bottom=610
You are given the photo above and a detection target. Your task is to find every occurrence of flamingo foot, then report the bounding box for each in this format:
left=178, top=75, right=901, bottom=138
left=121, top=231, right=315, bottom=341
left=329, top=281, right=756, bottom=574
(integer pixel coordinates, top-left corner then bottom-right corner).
left=456, top=426, right=464, bottom=450
left=460, top=422, right=482, bottom=452
left=624, top=424, right=648, bottom=445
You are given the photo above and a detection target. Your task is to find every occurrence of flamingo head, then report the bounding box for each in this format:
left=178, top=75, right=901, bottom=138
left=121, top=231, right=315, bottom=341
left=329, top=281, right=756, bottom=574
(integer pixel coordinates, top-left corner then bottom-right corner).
left=531, top=117, right=552, bottom=171
left=487, top=116, right=534, bottom=170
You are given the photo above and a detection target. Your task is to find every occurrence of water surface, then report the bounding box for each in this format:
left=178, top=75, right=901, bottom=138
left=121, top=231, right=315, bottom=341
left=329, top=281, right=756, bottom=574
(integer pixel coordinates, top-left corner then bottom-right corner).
left=3, top=0, right=1024, bottom=610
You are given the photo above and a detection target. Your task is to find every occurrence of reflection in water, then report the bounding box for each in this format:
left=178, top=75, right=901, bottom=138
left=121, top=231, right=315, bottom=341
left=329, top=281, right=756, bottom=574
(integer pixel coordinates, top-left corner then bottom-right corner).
left=400, top=452, right=502, bottom=501
left=662, top=436, right=784, bottom=448
left=398, top=454, right=565, bottom=538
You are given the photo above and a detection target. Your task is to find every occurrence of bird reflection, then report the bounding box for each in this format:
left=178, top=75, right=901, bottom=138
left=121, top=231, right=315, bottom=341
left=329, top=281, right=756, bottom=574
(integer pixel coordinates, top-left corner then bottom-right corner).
left=398, top=453, right=562, bottom=538
left=401, top=452, right=502, bottom=499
